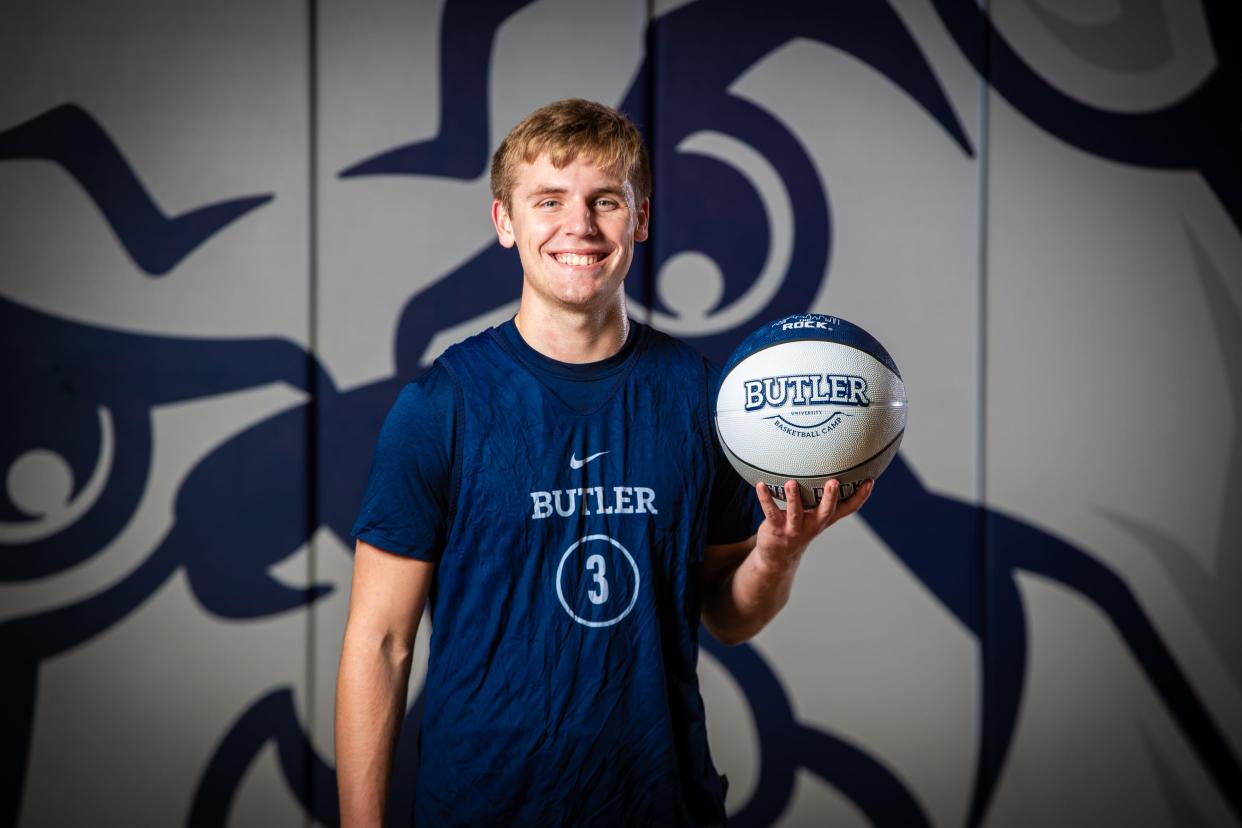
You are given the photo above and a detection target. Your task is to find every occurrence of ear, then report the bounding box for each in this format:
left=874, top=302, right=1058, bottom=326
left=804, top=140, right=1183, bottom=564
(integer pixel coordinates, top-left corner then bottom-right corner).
left=492, top=199, right=515, bottom=248
left=634, top=197, right=650, bottom=243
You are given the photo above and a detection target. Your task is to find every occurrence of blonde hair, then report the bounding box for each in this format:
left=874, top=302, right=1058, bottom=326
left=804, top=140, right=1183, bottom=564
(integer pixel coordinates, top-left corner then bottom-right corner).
left=490, top=99, right=652, bottom=210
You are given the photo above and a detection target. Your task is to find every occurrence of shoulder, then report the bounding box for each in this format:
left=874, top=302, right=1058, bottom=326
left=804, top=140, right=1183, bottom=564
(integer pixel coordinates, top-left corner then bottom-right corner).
left=435, top=325, right=503, bottom=367
left=637, top=325, right=728, bottom=401
left=390, top=361, right=456, bottom=417
left=373, top=363, right=458, bottom=459
left=633, top=326, right=724, bottom=440
left=637, top=325, right=713, bottom=375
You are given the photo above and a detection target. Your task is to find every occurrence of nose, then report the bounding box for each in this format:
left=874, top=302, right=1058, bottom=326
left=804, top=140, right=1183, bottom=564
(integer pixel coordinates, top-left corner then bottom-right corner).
left=566, top=198, right=597, bottom=236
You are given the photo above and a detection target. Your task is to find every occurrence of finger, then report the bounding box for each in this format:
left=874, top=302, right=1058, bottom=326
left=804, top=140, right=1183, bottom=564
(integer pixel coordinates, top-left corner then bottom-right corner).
left=859, top=478, right=875, bottom=503
left=785, top=480, right=803, bottom=533
left=833, top=479, right=874, bottom=521
left=815, top=479, right=841, bottom=525
left=755, top=481, right=782, bottom=524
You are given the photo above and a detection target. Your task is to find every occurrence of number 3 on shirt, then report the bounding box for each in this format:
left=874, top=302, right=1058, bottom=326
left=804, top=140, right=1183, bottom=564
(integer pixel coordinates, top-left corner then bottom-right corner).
left=585, top=553, right=609, bottom=605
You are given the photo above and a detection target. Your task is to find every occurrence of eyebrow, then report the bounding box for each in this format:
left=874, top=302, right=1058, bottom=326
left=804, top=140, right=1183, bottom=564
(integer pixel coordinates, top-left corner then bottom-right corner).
left=525, top=185, right=627, bottom=200
left=528, top=186, right=568, bottom=199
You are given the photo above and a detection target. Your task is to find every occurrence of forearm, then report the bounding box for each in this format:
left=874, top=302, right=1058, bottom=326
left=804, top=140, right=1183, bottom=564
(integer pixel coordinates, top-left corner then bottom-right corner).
left=702, top=540, right=801, bottom=645
left=701, top=479, right=874, bottom=645
left=335, top=629, right=414, bottom=827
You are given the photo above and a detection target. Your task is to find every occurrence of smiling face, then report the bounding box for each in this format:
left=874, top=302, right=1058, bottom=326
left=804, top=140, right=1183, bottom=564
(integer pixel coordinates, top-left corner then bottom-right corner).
left=492, top=152, right=649, bottom=315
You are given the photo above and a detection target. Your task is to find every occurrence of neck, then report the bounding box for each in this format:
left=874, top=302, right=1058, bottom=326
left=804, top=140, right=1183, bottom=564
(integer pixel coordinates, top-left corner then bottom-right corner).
left=513, top=295, right=630, bottom=364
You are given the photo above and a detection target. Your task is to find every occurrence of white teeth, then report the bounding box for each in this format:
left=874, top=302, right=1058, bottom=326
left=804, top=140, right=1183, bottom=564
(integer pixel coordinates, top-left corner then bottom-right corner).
left=555, top=253, right=602, bottom=266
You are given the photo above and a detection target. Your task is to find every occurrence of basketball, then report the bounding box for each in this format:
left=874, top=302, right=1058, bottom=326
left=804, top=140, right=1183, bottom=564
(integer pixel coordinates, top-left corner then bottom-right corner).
left=715, top=314, right=907, bottom=508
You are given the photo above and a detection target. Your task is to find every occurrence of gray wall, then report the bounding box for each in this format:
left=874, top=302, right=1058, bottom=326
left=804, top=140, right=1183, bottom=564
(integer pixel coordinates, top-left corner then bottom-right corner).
left=1, top=0, right=1238, bottom=825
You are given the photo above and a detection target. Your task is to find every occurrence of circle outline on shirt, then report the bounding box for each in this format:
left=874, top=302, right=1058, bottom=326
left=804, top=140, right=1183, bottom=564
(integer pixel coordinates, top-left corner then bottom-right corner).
left=555, top=534, right=640, bottom=627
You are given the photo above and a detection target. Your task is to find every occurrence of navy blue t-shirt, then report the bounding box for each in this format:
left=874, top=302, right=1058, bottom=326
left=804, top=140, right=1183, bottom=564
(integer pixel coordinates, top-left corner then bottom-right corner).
left=352, top=320, right=762, bottom=826
left=354, top=321, right=759, bottom=559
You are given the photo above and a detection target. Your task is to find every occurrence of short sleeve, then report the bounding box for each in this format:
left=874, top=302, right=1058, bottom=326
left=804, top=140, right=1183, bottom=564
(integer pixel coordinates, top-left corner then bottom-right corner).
left=351, top=364, right=457, bottom=560
left=704, top=361, right=764, bottom=545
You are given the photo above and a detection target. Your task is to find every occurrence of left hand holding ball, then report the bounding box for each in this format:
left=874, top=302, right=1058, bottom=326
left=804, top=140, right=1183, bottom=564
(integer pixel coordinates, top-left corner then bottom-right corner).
left=753, top=478, right=875, bottom=572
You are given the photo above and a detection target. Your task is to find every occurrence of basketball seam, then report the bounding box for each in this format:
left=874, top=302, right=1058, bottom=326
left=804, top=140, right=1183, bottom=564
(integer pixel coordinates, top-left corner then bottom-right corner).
left=722, top=329, right=901, bottom=379
left=719, top=426, right=905, bottom=481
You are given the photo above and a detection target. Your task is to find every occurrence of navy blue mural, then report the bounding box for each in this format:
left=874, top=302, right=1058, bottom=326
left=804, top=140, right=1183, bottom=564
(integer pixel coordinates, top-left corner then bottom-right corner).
left=1, top=1, right=1238, bottom=826
left=0, top=105, right=272, bottom=277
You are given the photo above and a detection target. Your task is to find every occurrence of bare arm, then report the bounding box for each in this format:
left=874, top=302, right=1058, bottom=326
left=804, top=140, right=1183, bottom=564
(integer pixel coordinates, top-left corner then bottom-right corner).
left=701, top=478, right=874, bottom=645
left=336, top=539, right=435, bottom=827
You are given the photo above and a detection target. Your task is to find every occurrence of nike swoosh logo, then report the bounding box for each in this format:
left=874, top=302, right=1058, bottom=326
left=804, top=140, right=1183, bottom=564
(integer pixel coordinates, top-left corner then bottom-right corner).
left=569, top=451, right=609, bottom=470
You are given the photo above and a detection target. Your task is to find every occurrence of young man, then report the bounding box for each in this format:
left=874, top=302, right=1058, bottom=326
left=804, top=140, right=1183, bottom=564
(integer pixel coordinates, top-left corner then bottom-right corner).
left=336, top=99, right=873, bottom=827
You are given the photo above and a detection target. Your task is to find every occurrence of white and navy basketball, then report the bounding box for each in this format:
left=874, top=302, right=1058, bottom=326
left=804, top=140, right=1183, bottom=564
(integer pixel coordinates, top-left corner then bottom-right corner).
left=715, top=314, right=906, bottom=508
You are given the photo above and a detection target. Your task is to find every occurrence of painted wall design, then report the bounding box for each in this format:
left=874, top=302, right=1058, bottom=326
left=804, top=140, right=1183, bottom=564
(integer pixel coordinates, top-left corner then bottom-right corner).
left=1, top=1, right=1238, bottom=825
